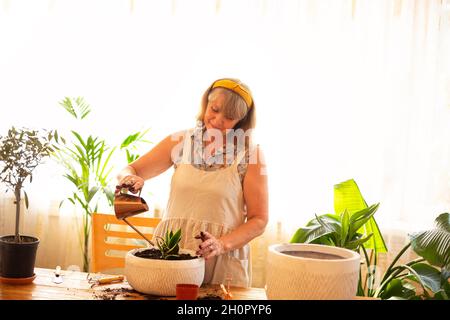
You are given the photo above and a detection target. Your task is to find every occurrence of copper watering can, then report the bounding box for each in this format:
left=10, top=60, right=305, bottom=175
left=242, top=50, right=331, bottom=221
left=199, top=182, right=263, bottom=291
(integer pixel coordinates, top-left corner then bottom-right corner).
left=114, top=189, right=154, bottom=247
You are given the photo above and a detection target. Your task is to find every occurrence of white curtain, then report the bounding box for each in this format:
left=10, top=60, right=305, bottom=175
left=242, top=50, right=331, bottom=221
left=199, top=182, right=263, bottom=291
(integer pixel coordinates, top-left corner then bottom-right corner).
left=1, top=0, right=449, bottom=286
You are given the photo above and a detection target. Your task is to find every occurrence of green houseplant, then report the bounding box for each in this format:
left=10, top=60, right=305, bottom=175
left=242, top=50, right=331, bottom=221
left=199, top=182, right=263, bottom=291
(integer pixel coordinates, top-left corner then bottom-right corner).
left=291, top=179, right=450, bottom=299
left=374, top=212, right=450, bottom=300
left=54, top=97, right=152, bottom=272
left=290, top=179, right=387, bottom=296
left=0, top=127, right=57, bottom=280
left=53, top=97, right=116, bottom=272
left=155, top=229, right=182, bottom=259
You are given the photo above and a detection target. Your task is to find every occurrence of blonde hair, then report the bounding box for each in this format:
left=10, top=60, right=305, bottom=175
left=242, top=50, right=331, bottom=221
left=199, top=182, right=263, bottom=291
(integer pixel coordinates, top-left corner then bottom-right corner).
left=196, top=78, right=256, bottom=131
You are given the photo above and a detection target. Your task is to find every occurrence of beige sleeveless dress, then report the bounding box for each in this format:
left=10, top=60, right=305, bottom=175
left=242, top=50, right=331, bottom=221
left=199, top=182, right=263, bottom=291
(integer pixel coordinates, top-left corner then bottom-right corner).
left=153, top=129, right=251, bottom=287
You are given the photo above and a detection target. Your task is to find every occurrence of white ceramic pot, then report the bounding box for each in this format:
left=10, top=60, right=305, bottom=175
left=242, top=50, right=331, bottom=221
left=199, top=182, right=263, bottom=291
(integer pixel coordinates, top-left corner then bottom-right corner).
left=125, top=248, right=205, bottom=296
left=266, top=243, right=360, bottom=300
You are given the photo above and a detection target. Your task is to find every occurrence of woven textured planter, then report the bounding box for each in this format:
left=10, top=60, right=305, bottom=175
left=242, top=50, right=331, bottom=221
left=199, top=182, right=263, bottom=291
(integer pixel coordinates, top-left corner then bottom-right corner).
left=125, top=248, right=205, bottom=296
left=266, top=243, right=360, bottom=300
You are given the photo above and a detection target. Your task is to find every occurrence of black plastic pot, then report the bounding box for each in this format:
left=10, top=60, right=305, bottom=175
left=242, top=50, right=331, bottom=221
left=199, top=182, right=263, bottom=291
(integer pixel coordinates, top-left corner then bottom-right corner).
left=0, top=235, right=39, bottom=278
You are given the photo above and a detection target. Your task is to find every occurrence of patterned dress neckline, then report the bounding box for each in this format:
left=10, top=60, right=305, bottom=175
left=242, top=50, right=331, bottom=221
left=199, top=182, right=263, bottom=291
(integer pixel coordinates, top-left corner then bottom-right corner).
left=173, top=121, right=251, bottom=184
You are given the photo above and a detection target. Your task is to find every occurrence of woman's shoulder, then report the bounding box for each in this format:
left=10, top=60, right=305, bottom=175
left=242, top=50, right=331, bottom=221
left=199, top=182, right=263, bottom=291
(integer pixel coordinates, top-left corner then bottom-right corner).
left=167, top=128, right=195, bottom=166
left=166, top=128, right=195, bottom=145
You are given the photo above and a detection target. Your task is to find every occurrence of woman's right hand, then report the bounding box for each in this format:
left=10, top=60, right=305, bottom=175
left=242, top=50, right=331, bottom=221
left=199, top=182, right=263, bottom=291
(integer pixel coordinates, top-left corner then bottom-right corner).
left=115, top=175, right=145, bottom=195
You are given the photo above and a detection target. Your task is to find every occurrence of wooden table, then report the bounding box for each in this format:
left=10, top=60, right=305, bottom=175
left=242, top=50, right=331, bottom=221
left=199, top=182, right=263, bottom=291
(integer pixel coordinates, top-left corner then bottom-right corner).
left=0, top=268, right=267, bottom=300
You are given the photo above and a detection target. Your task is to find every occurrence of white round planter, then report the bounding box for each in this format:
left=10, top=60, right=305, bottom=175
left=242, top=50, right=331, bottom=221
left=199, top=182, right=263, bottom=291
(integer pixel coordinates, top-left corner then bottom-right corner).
left=266, top=243, right=360, bottom=300
left=125, top=248, right=205, bottom=296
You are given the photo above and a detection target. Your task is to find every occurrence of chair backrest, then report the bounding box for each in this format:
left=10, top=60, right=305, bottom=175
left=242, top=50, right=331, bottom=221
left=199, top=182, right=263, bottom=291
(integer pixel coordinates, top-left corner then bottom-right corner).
left=91, top=212, right=161, bottom=273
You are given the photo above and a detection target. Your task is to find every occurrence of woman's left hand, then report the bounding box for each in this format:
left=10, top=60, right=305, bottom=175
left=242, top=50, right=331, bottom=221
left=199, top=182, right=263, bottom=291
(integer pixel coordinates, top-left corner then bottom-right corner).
left=195, top=231, right=226, bottom=260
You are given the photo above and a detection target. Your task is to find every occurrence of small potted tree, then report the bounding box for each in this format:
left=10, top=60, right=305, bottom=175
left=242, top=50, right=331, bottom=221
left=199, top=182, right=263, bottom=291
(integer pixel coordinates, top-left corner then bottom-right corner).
left=0, top=127, right=56, bottom=283
left=125, top=228, right=205, bottom=296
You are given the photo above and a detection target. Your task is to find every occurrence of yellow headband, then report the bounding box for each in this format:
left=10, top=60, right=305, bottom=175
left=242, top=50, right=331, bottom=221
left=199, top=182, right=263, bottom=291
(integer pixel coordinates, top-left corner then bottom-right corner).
left=211, top=79, right=253, bottom=108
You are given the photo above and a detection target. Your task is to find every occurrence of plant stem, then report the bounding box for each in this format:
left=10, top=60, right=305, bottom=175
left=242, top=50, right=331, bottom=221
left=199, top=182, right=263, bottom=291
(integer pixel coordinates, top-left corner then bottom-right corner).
left=83, top=209, right=91, bottom=272
left=374, top=266, right=403, bottom=297
left=369, top=248, right=378, bottom=297
left=373, top=259, right=424, bottom=298
left=399, top=264, right=431, bottom=298
left=361, top=246, right=371, bottom=295
left=357, top=268, right=365, bottom=296
left=14, top=187, right=21, bottom=243
left=406, top=258, right=425, bottom=266
left=381, top=242, right=411, bottom=284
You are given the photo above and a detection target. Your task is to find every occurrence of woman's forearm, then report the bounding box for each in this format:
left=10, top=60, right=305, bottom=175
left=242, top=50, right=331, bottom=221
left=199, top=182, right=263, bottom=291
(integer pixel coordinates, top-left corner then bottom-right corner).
left=116, top=165, right=137, bottom=181
left=220, top=216, right=267, bottom=252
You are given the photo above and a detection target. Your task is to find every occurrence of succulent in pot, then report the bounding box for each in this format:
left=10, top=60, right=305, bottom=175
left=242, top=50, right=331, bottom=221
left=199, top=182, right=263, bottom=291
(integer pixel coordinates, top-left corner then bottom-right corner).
left=125, top=228, right=205, bottom=296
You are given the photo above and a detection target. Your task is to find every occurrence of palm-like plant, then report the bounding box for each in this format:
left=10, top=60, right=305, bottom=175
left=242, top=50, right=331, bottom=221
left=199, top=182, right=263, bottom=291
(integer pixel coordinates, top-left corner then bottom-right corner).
left=54, top=96, right=154, bottom=272
left=54, top=97, right=153, bottom=272
left=120, top=128, right=152, bottom=164
left=54, top=97, right=115, bottom=272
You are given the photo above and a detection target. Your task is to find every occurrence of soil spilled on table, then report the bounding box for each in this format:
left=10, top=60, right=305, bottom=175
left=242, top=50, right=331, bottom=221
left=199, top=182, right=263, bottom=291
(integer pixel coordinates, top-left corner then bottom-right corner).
left=93, top=287, right=162, bottom=300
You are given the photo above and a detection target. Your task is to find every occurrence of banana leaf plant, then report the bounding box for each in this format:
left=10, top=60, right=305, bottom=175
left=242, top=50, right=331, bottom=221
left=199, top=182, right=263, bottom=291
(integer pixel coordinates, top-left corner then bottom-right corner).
left=290, top=179, right=387, bottom=296
left=374, top=212, right=450, bottom=300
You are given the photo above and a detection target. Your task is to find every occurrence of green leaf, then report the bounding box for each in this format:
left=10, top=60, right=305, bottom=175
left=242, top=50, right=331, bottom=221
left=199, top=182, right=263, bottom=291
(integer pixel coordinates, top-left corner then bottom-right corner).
left=120, top=132, right=140, bottom=148
left=409, top=213, right=450, bottom=270
left=334, top=179, right=387, bottom=253
left=340, top=209, right=349, bottom=246
left=348, top=204, right=379, bottom=236
left=75, top=96, right=91, bottom=119
left=334, top=179, right=368, bottom=213
left=434, top=212, right=450, bottom=232
left=98, top=146, right=116, bottom=180
left=315, top=214, right=341, bottom=235
left=23, top=190, right=29, bottom=209
left=169, top=229, right=182, bottom=247
left=59, top=97, right=77, bottom=118
left=87, top=186, right=99, bottom=203
left=306, top=213, right=339, bottom=226
left=104, top=188, right=115, bottom=206
left=346, top=233, right=373, bottom=250
left=380, top=279, right=417, bottom=300
left=407, top=263, right=442, bottom=293
left=71, top=131, right=88, bottom=153
left=290, top=226, right=315, bottom=243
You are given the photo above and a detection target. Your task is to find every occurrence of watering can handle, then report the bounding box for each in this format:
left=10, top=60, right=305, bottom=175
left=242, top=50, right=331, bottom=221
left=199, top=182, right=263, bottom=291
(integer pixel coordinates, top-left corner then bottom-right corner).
left=120, top=187, right=142, bottom=197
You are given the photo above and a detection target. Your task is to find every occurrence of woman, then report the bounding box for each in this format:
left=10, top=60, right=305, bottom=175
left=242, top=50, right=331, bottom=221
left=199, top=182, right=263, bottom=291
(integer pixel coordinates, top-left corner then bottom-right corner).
left=116, top=78, right=268, bottom=287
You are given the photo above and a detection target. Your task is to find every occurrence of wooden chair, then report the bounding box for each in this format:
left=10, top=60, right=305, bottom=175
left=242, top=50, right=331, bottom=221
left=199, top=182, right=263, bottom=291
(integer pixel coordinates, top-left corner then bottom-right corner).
left=91, top=212, right=161, bottom=273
